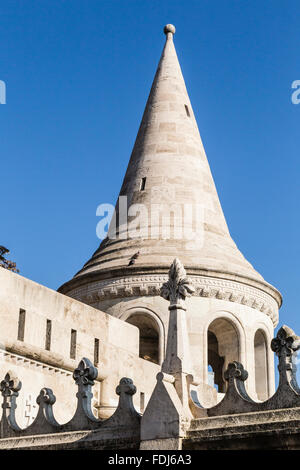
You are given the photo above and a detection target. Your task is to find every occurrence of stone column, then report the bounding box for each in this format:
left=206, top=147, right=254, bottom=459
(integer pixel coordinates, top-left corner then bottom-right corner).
left=140, top=258, right=196, bottom=449
left=160, top=258, right=196, bottom=407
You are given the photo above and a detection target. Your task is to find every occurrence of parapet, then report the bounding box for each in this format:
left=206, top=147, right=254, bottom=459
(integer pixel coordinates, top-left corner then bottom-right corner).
left=1, top=325, right=300, bottom=450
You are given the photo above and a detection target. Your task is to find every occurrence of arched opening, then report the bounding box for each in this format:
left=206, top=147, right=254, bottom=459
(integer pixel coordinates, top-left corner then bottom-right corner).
left=207, top=331, right=225, bottom=392
left=254, top=329, right=268, bottom=401
left=126, top=313, right=160, bottom=364
left=207, top=318, right=239, bottom=393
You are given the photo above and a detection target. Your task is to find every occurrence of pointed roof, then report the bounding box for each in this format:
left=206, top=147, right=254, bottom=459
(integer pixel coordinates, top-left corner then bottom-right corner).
left=59, top=25, right=281, bottom=309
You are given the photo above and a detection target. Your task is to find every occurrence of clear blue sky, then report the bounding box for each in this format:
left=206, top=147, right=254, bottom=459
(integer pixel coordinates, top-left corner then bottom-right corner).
left=0, top=1, right=299, bottom=341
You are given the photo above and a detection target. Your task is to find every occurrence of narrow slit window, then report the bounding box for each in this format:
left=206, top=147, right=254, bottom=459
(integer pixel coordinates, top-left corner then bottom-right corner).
left=70, top=329, right=77, bottom=359
left=94, top=338, right=99, bottom=365
left=184, top=104, right=190, bottom=117
left=140, top=392, right=145, bottom=413
left=18, top=309, right=26, bottom=341
left=45, top=319, right=52, bottom=351
left=140, top=177, right=146, bottom=191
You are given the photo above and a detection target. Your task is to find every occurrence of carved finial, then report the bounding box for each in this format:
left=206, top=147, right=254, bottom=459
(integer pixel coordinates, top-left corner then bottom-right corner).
left=0, top=371, right=21, bottom=398
left=113, top=378, right=139, bottom=419
left=73, top=358, right=98, bottom=386
left=36, top=388, right=56, bottom=406
left=0, top=371, right=22, bottom=436
left=224, top=362, right=248, bottom=382
left=0, top=371, right=22, bottom=439
left=160, top=258, right=195, bottom=310
left=116, top=378, right=136, bottom=396
left=271, top=325, right=300, bottom=356
left=164, top=24, right=176, bottom=36
left=69, top=358, right=99, bottom=428
left=271, top=325, right=300, bottom=396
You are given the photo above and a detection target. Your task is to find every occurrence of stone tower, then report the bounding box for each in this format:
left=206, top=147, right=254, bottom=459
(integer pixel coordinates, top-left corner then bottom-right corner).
left=59, top=25, right=282, bottom=402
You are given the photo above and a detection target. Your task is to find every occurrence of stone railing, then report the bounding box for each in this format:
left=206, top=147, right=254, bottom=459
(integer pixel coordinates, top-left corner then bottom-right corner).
left=139, top=259, right=300, bottom=449
left=140, top=323, right=300, bottom=449
left=197, top=324, right=300, bottom=417
left=1, top=255, right=300, bottom=451
left=0, top=357, right=140, bottom=444
left=1, top=326, right=300, bottom=449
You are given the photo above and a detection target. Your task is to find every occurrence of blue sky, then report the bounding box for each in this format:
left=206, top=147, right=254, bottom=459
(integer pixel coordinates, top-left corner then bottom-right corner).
left=0, top=0, right=299, bottom=344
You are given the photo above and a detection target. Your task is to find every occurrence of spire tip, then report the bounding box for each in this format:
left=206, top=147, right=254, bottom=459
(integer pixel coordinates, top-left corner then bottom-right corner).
left=164, top=24, right=176, bottom=36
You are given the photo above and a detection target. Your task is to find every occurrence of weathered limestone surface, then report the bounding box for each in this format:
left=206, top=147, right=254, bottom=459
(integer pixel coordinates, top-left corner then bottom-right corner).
left=140, top=372, right=190, bottom=442
left=0, top=357, right=142, bottom=450
left=140, top=437, right=183, bottom=450
left=184, top=407, right=300, bottom=450
left=59, top=25, right=280, bottom=287
left=140, top=323, right=300, bottom=450
left=140, top=259, right=201, bottom=448
left=0, top=268, right=160, bottom=425
left=3, top=408, right=300, bottom=450
left=0, top=431, right=140, bottom=450
left=0, top=24, right=289, bottom=451
left=57, top=24, right=281, bottom=404
left=94, top=293, right=276, bottom=401
left=1, top=321, right=299, bottom=451
left=0, top=262, right=298, bottom=451
left=59, top=24, right=281, bottom=317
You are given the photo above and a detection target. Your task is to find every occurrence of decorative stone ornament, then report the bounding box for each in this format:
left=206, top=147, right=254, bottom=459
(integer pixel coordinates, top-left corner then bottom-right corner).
left=0, top=358, right=140, bottom=440
left=58, top=19, right=281, bottom=339
left=160, top=258, right=195, bottom=310
left=1, top=326, right=300, bottom=448
left=36, top=387, right=56, bottom=406
left=164, top=23, right=176, bottom=35
left=113, top=378, right=140, bottom=424
left=116, top=377, right=136, bottom=397
left=161, top=259, right=195, bottom=376
left=190, top=325, right=300, bottom=418
left=271, top=325, right=300, bottom=396
left=73, top=357, right=98, bottom=387
left=70, top=274, right=278, bottom=323
left=224, top=361, right=248, bottom=382
left=0, top=371, right=22, bottom=436
left=271, top=325, right=300, bottom=357
left=0, top=371, right=21, bottom=398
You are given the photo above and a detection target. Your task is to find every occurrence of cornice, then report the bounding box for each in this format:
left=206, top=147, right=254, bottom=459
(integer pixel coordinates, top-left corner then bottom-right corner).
left=58, top=264, right=282, bottom=308
left=66, top=273, right=279, bottom=326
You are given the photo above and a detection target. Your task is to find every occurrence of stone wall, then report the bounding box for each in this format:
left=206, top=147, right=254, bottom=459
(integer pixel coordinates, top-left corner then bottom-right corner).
left=0, top=268, right=160, bottom=426
left=94, top=292, right=275, bottom=402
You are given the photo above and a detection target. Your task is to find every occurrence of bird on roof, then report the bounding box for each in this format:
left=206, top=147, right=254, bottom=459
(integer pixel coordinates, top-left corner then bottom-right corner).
left=128, top=251, right=140, bottom=266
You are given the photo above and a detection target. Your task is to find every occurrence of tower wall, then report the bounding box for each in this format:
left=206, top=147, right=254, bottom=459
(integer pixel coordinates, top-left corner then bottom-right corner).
left=58, top=25, right=281, bottom=405
left=66, top=275, right=277, bottom=402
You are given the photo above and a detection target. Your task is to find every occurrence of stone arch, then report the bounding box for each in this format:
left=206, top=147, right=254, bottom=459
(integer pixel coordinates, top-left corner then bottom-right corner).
left=203, top=311, right=245, bottom=392
left=120, top=308, right=164, bottom=365
left=254, top=328, right=269, bottom=401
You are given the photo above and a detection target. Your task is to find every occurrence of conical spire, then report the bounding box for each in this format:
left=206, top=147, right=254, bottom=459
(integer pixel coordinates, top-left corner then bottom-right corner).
left=59, top=25, right=281, bottom=308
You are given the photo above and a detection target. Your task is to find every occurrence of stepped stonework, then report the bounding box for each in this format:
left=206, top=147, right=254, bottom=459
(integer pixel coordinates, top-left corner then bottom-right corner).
left=59, top=25, right=282, bottom=402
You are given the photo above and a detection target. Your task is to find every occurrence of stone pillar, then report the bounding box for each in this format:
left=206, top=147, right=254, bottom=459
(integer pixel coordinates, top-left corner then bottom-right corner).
left=161, top=258, right=196, bottom=407
left=140, top=258, right=196, bottom=449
